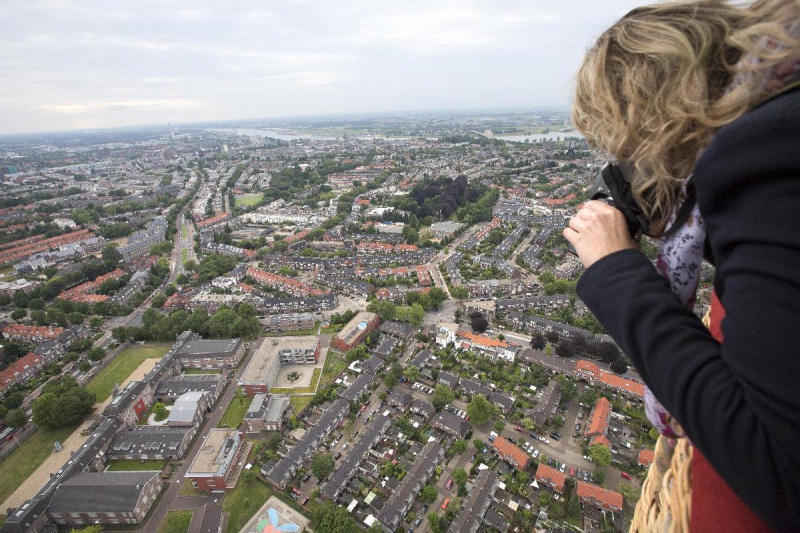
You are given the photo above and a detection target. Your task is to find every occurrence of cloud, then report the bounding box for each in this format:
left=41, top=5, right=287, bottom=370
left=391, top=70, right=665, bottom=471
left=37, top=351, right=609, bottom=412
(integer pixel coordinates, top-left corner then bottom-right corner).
left=31, top=98, right=200, bottom=114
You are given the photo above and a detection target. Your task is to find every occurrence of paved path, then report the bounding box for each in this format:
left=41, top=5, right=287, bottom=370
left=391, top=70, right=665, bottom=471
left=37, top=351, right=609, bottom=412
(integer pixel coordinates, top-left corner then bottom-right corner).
left=0, top=358, right=161, bottom=511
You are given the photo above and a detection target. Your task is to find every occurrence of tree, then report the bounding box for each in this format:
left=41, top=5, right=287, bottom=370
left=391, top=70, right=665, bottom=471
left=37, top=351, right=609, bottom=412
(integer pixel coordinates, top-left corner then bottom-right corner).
left=427, top=512, right=442, bottom=533
left=13, top=290, right=29, bottom=308
left=10, top=308, right=26, bottom=321
left=466, top=394, right=496, bottom=425
left=32, top=377, right=96, bottom=430
left=451, top=439, right=467, bottom=455
left=617, top=481, right=642, bottom=507
left=310, top=502, right=358, bottom=533
left=89, top=316, right=104, bottom=328
left=553, top=415, right=565, bottom=427
left=101, top=244, right=123, bottom=265
left=87, top=347, right=105, bottom=362
left=68, top=312, right=84, bottom=325
left=71, top=526, right=103, bottom=533
left=31, top=309, right=47, bottom=325
left=470, top=312, right=488, bottom=333
left=420, top=484, right=438, bottom=504
left=28, top=298, right=45, bottom=310
left=6, top=409, right=27, bottom=428
left=403, top=365, right=420, bottom=383
left=555, top=340, right=576, bottom=358
left=452, top=467, right=468, bottom=487
left=609, top=359, right=629, bottom=374
left=529, top=333, right=546, bottom=350
left=311, top=453, right=335, bottom=481
left=432, top=384, right=455, bottom=411
left=589, top=443, right=612, bottom=467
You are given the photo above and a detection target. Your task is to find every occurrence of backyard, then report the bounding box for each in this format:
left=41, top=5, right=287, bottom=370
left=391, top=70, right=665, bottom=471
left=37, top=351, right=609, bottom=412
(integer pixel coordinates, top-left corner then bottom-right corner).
left=219, top=392, right=253, bottom=429
left=86, top=343, right=171, bottom=402
left=160, top=509, right=194, bottom=533
left=106, top=459, right=165, bottom=471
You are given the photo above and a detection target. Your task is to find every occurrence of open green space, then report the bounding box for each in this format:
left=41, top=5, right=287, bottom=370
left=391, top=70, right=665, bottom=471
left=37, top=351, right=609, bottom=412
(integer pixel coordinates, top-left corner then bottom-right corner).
left=320, top=350, right=348, bottom=388
left=107, top=459, right=165, bottom=471
left=182, top=224, right=188, bottom=240
left=234, top=193, right=263, bottom=207
left=181, top=248, right=187, bottom=266
left=160, top=509, right=194, bottom=533
left=219, top=393, right=253, bottom=429
left=86, top=343, right=171, bottom=402
left=223, top=476, right=310, bottom=533
left=289, top=395, right=313, bottom=415
left=0, top=425, right=77, bottom=505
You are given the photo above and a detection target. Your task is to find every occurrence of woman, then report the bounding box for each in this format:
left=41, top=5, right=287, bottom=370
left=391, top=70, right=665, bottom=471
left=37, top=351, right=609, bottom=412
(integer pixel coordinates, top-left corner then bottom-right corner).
left=564, top=0, right=800, bottom=531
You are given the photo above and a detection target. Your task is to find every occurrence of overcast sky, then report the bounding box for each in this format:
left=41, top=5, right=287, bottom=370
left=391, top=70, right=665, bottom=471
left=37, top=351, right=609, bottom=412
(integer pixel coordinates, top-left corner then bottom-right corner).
left=0, top=0, right=644, bottom=135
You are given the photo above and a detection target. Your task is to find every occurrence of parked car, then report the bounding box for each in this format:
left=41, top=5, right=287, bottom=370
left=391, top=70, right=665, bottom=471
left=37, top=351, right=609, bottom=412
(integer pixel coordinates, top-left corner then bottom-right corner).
left=445, top=479, right=453, bottom=490
left=583, top=471, right=589, bottom=481
left=621, top=472, right=632, bottom=480
left=514, top=425, right=524, bottom=432
left=570, top=467, right=575, bottom=477
left=441, top=498, right=451, bottom=510
left=559, top=463, right=566, bottom=473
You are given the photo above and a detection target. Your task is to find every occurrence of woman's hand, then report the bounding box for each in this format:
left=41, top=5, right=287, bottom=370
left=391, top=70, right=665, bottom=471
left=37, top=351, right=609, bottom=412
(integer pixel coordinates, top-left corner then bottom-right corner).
left=563, top=200, right=637, bottom=269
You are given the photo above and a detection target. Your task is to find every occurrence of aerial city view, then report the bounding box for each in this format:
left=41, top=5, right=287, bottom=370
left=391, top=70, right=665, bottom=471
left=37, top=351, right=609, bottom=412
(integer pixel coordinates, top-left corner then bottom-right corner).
left=0, top=1, right=728, bottom=533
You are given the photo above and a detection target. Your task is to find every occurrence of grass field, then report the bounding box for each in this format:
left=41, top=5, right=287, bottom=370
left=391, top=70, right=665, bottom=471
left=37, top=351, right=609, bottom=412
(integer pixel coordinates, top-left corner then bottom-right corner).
left=160, top=509, right=194, bottom=533
left=0, top=426, right=77, bottom=505
left=86, top=343, right=171, bottom=402
left=234, top=193, right=263, bottom=207
left=181, top=248, right=187, bottom=266
left=182, top=368, right=222, bottom=375
left=106, top=459, right=165, bottom=471
left=320, top=350, right=348, bottom=388
left=289, top=395, right=314, bottom=415
left=219, top=393, right=253, bottom=429
left=182, top=224, right=188, bottom=240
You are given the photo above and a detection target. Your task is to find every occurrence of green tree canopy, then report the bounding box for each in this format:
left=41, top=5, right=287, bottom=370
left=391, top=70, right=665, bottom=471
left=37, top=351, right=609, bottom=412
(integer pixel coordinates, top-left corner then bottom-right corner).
left=310, top=502, right=358, bottom=533
left=466, top=394, right=496, bottom=425
left=589, top=443, right=612, bottom=467
left=32, top=377, right=96, bottom=430
left=432, top=384, right=455, bottom=411
left=311, top=453, right=335, bottom=481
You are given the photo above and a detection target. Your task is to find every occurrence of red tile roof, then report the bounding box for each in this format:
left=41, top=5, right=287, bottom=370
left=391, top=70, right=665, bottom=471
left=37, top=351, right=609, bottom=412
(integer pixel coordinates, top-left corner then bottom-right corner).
left=574, top=359, right=645, bottom=398
left=639, top=449, right=655, bottom=467
left=2, top=324, right=65, bottom=339
left=492, top=436, right=529, bottom=470
left=0, top=353, right=43, bottom=392
left=576, top=481, right=624, bottom=512
left=586, top=397, right=611, bottom=437
left=535, top=463, right=566, bottom=493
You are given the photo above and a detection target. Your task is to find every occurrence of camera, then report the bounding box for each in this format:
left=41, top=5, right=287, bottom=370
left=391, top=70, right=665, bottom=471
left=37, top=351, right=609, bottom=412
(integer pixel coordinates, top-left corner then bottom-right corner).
left=588, top=162, right=649, bottom=240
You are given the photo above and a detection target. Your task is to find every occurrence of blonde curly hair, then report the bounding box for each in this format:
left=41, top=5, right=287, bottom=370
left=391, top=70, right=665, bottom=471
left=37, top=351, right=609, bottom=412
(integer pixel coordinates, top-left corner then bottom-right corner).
left=572, top=0, right=800, bottom=222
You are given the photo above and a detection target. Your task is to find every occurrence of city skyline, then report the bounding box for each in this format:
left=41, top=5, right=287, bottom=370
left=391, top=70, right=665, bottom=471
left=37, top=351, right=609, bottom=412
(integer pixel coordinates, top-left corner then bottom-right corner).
left=0, top=0, right=643, bottom=135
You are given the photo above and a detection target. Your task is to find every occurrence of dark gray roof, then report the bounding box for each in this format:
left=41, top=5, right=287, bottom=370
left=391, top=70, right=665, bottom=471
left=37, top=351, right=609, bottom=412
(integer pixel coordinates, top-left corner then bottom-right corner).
left=410, top=349, right=432, bottom=368
left=266, top=399, right=349, bottom=488
left=432, top=410, right=470, bottom=438
left=387, top=389, right=413, bottom=408
left=438, top=371, right=460, bottom=387
left=48, top=471, right=159, bottom=513
left=340, top=372, right=375, bottom=402
left=361, top=354, right=384, bottom=374
left=490, top=391, right=515, bottom=411
left=107, top=425, right=192, bottom=458
left=447, top=469, right=499, bottom=533
left=321, top=415, right=390, bottom=500
left=155, top=373, right=222, bottom=398
left=380, top=321, right=413, bottom=338
left=379, top=441, right=444, bottom=530
left=175, top=338, right=241, bottom=357
left=460, top=378, right=492, bottom=398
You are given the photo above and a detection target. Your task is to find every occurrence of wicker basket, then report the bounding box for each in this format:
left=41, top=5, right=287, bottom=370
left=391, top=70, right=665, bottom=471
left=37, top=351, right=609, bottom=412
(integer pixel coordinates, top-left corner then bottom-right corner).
left=630, top=436, right=693, bottom=532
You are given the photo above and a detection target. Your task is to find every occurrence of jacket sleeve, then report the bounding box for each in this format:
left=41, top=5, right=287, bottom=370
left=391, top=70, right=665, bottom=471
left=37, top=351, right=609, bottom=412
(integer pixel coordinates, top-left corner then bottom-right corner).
left=576, top=89, right=800, bottom=531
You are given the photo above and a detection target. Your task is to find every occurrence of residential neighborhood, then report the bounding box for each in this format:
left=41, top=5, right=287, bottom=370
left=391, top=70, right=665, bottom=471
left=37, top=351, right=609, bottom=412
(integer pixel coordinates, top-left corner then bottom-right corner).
left=0, top=112, right=675, bottom=533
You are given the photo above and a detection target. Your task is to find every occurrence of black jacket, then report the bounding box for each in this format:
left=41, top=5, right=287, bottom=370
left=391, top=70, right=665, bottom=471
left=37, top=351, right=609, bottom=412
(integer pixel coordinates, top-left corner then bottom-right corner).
left=577, top=87, right=800, bottom=531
